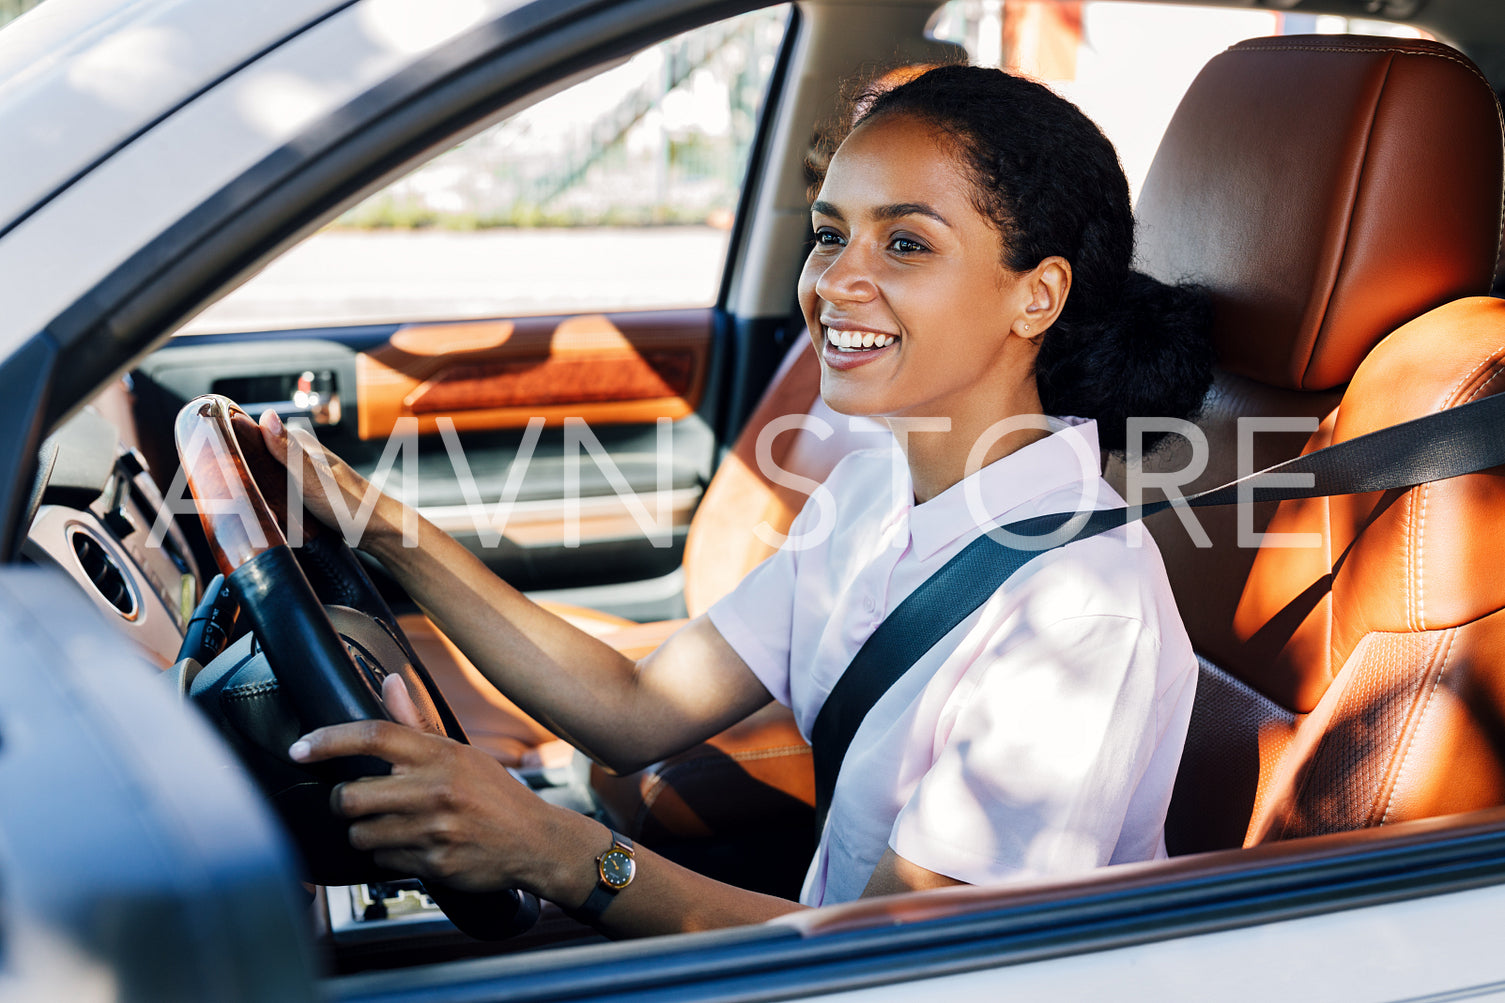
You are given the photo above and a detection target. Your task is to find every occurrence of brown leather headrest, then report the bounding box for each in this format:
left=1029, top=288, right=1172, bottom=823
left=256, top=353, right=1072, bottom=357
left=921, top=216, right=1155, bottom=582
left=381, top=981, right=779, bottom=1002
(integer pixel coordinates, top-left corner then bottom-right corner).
left=1136, top=35, right=1504, bottom=391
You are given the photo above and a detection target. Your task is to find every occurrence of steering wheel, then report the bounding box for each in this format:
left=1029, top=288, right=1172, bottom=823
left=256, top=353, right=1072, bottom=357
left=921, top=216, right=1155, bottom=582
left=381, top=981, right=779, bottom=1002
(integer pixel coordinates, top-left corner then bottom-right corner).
left=173, top=394, right=538, bottom=940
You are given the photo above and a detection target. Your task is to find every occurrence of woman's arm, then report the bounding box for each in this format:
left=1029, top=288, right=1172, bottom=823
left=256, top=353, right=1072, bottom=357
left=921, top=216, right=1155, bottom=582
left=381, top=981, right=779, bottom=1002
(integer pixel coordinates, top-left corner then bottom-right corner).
left=290, top=677, right=957, bottom=937
left=260, top=412, right=772, bottom=773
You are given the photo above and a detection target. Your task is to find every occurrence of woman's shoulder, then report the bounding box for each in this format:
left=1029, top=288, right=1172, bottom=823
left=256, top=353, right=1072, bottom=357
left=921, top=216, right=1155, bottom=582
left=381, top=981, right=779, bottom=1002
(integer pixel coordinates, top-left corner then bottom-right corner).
left=1004, top=515, right=1183, bottom=648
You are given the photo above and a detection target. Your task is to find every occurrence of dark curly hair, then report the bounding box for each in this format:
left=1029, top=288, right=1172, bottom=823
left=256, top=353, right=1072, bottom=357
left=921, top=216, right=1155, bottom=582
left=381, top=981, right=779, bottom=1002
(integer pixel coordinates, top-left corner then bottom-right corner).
left=809, top=64, right=1213, bottom=455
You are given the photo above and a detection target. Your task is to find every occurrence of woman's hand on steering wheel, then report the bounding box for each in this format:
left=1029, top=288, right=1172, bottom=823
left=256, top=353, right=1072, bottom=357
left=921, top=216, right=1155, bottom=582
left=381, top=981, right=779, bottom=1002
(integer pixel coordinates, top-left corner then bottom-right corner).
left=288, top=675, right=563, bottom=897
left=258, top=409, right=400, bottom=551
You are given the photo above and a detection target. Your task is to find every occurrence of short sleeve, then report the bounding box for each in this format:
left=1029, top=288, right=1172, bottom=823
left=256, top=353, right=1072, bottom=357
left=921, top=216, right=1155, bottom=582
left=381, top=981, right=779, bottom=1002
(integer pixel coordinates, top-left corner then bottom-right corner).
left=705, top=515, right=808, bottom=709
left=890, top=612, right=1167, bottom=884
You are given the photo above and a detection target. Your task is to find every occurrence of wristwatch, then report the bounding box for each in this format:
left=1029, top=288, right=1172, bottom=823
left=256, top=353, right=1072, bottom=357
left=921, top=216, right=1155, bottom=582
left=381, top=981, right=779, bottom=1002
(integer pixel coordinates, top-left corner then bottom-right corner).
left=576, top=828, right=636, bottom=922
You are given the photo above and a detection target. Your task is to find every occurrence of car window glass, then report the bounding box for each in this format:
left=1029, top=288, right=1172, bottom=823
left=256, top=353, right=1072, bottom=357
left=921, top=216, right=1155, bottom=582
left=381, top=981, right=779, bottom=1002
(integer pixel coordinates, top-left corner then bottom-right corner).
left=928, top=1, right=1433, bottom=203
left=183, top=6, right=790, bottom=334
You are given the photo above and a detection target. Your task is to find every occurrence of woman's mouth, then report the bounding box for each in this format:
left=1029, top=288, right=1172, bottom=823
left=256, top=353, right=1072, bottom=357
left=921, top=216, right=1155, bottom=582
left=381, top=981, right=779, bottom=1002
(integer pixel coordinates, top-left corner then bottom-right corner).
left=820, top=325, right=898, bottom=372
left=823, top=326, right=897, bottom=352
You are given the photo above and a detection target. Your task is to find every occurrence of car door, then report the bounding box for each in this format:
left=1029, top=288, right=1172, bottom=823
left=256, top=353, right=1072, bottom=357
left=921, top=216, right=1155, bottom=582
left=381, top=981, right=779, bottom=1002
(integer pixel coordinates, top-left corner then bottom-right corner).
left=127, top=6, right=798, bottom=622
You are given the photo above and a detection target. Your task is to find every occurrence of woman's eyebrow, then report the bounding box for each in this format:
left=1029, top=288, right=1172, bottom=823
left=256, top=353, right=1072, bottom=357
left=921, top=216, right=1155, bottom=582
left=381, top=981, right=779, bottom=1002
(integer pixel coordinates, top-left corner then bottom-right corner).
left=809, top=199, right=950, bottom=227
left=811, top=199, right=843, bottom=220
left=875, top=202, right=951, bottom=226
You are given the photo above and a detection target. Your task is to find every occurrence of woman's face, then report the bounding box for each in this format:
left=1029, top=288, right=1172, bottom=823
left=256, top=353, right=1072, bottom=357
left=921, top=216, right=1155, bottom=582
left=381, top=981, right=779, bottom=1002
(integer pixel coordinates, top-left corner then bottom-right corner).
left=798, top=113, right=1043, bottom=425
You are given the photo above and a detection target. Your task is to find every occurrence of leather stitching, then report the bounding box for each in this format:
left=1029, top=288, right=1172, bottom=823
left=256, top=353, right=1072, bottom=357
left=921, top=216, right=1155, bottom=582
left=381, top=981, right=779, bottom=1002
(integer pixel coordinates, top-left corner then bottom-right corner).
left=1440, top=349, right=1505, bottom=405
left=1297, top=52, right=1389, bottom=389
left=1380, top=628, right=1455, bottom=825
left=1234, top=44, right=1490, bottom=88
left=1404, top=490, right=1416, bottom=631
left=1419, top=356, right=1505, bottom=628
left=224, top=681, right=279, bottom=701
left=1461, top=362, right=1505, bottom=406
left=1416, top=483, right=1429, bottom=628
left=727, top=745, right=812, bottom=763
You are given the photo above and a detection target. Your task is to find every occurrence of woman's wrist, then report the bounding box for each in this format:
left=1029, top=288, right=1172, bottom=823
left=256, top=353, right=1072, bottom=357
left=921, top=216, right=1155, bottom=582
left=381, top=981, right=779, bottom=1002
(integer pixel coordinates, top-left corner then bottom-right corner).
left=525, top=806, right=611, bottom=909
left=359, top=492, right=418, bottom=560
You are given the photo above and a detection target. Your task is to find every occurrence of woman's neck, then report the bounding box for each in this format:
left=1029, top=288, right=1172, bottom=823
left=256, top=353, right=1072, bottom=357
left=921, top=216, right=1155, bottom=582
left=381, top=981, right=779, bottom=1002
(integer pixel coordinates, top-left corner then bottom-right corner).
left=893, top=386, right=1052, bottom=503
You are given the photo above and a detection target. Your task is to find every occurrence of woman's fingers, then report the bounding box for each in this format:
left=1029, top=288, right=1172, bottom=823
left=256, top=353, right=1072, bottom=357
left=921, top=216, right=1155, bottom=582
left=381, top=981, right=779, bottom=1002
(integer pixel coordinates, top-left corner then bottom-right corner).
left=332, top=772, right=434, bottom=819
left=382, top=672, right=436, bottom=732
left=258, top=408, right=290, bottom=464
left=289, top=718, right=440, bottom=766
left=322, top=740, right=538, bottom=893
left=258, top=407, right=363, bottom=528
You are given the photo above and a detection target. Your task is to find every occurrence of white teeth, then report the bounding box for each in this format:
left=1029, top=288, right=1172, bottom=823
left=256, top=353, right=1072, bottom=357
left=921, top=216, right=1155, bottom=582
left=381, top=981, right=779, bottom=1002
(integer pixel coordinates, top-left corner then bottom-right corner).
left=824, top=327, right=897, bottom=351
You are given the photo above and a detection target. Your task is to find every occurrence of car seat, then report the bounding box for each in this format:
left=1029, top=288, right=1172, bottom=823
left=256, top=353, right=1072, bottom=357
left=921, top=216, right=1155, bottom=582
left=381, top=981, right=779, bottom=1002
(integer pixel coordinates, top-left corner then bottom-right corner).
left=1113, top=35, right=1505, bottom=853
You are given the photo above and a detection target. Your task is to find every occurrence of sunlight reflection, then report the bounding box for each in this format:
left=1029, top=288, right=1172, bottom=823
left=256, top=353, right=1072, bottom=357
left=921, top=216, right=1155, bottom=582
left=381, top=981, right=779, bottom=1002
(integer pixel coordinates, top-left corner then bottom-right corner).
left=235, top=70, right=341, bottom=138
left=357, top=0, right=489, bottom=56
left=64, top=25, right=187, bottom=109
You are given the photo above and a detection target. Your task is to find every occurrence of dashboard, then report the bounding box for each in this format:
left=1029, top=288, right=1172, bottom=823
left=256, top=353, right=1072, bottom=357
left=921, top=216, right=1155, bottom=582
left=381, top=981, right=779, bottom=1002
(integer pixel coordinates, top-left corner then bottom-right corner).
left=20, top=379, right=203, bottom=669
left=16, top=379, right=606, bottom=957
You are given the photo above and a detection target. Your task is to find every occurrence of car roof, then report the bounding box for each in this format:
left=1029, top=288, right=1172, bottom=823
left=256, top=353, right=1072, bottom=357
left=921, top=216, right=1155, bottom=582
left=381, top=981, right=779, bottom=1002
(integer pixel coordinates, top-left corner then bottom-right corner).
left=0, top=0, right=353, bottom=238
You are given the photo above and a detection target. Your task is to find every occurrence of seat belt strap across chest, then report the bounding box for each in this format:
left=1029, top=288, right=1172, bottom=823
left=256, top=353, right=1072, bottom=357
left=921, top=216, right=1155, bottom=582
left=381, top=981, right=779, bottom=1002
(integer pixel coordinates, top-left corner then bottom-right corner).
left=809, top=388, right=1505, bottom=836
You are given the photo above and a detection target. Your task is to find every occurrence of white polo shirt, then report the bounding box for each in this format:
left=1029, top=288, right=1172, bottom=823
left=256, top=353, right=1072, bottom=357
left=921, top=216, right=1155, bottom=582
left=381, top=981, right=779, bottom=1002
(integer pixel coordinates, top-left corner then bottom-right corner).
left=707, top=418, right=1197, bottom=906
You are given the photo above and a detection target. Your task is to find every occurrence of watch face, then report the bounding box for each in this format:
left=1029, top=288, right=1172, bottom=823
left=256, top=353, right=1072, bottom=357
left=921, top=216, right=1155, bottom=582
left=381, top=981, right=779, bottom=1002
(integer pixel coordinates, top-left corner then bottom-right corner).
left=599, top=849, right=636, bottom=889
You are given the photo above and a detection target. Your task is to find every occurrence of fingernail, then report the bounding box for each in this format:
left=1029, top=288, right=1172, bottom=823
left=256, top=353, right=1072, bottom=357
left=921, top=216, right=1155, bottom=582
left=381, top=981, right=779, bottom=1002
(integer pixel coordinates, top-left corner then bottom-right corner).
left=265, top=409, right=285, bottom=436
left=289, top=739, right=311, bottom=761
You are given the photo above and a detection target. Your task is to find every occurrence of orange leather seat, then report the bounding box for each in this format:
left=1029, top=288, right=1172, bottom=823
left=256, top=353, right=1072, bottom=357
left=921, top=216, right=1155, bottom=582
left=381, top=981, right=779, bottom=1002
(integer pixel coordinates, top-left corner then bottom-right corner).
left=1114, top=35, right=1505, bottom=853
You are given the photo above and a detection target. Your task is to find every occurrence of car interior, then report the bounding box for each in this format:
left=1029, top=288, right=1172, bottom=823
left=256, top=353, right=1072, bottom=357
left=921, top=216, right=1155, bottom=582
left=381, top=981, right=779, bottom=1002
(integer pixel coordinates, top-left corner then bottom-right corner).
left=16, top=0, right=1505, bottom=984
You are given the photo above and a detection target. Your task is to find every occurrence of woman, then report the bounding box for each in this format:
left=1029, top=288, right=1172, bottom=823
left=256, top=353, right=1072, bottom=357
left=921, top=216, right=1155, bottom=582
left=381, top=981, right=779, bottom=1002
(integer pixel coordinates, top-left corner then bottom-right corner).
left=273, top=65, right=1212, bottom=935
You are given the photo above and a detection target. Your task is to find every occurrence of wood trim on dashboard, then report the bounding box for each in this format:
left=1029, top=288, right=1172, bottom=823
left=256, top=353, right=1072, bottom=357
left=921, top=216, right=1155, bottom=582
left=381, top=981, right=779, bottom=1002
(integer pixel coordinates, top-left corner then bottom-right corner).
left=355, top=311, right=712, bottom=439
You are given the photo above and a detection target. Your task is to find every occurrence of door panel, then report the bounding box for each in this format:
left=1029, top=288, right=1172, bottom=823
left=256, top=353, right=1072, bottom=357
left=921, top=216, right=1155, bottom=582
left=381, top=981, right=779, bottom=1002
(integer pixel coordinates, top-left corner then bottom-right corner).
left=356, top=310, right=712, bottom=437
left=132, top=306, right=720, bottom=620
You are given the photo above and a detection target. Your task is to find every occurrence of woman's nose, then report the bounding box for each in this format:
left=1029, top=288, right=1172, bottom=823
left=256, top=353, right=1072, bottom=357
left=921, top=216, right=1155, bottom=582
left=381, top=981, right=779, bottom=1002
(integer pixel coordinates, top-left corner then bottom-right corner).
left=814, top=243, right=877, bottom=304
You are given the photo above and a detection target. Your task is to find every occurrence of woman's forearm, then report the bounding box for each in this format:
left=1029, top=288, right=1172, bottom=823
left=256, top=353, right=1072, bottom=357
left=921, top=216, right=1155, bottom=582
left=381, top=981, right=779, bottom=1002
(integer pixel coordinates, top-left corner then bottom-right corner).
left=530, top=804, right=806, bottom=937
left=360, top=495, right=767, bottom=772
left=361, top=497, right=660, bottom=767
left=260, top=413, right=769, bottom=772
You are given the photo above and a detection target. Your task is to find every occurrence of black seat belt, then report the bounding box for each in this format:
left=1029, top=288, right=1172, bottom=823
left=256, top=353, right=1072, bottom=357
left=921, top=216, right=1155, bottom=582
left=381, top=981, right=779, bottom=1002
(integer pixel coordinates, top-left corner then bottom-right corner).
left=810, top=389, right=1505, bottom=836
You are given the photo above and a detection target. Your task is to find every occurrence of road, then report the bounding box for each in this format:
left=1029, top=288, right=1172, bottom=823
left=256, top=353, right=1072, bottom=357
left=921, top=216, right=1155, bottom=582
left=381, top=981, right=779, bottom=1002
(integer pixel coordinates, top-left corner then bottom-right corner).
left=182, top=226, right=733, bottom=334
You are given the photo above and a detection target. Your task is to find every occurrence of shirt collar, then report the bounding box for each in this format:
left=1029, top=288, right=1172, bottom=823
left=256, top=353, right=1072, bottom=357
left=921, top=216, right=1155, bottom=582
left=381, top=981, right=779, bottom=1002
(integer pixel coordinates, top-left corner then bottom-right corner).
left=906, top=417, right=1104, bottom=560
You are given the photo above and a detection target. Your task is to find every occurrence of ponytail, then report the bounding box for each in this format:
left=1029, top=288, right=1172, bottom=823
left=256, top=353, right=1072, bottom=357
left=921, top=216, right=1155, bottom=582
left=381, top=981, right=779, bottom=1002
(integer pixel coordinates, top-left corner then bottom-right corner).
left=1036, top=272, right=1214, bottom=454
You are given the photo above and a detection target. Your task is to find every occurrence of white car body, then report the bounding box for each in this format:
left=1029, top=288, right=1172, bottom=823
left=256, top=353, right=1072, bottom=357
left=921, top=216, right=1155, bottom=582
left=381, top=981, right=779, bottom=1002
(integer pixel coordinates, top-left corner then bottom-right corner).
left=3, top=0, right=1505, bottom=1001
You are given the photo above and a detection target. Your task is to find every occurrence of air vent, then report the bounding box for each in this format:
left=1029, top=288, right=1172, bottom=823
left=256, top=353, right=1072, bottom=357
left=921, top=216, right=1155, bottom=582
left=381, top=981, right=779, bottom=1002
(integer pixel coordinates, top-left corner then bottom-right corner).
left=71, top=530, right=136, bottom=619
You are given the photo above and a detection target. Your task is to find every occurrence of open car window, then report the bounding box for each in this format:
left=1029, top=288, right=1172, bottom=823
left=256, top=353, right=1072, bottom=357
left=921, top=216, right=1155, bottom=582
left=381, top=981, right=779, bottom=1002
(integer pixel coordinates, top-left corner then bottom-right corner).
left=180, top=6, right=791, bottom=335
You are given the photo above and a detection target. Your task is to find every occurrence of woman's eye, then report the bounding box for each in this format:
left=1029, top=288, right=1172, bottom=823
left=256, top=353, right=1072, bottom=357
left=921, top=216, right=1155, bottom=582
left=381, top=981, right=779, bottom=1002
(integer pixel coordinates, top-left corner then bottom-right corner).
left=890, top=236, right=928, bottom=254
left=814, top=228, right=845, bottom=247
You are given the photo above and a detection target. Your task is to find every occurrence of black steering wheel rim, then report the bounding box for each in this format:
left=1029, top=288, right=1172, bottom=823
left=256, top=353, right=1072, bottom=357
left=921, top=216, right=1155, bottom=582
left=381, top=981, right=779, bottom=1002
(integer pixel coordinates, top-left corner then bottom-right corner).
left=174, top=394, right=538, bottom=940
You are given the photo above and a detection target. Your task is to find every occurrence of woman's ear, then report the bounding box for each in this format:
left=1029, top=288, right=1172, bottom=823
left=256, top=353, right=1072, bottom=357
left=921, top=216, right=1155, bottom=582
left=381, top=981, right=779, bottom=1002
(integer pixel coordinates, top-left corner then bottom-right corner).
left=1014, top=256, right=1072, bottom=341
